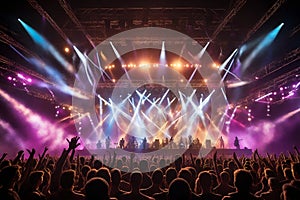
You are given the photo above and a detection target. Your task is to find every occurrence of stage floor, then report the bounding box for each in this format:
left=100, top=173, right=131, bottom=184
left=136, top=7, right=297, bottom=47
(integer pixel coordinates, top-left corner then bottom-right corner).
left=77, top=147, right=253, bottom=158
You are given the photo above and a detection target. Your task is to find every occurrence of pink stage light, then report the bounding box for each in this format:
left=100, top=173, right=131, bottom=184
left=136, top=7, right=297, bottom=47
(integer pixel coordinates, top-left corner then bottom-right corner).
left=0, top=88, right=74, bottom=152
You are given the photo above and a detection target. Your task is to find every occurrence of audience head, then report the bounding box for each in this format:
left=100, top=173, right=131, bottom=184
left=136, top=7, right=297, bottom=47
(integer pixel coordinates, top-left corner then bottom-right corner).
left=197, top=171, right=212, bottom=192
left=85, top=177, right=110, bottom=200
left=174, top=156, right=183, bottom=170
left=87, top=169, right=97, bottom=181
left=110, top=168, right=121, bottom=186
left=96, top=167, right=111, bottom=185
left=178, top=168, right=192, bottom=187
left=40, top=169, right=51, bottom=191
left=139, top=160, right=149, bottom=172
left=81, top=165, right=91, bottom=177
left=151, top=168, right=163, bottom=185
left=268, top=177, right=280, bottom=190
left=264, top=168, right=276, bottom=179
left=93, top=159, right=103, bottom=170
left=292, top=162, right=300, bottom=179
left=283, top=168, right=293, bottom=180
left=60, top=169, right=76, bottom=189
left=0, top=165, right=20, bottom=187
left=234, top=169, right=253, bottom=192
left=29, top=170, right=44, bottom=188
left=168, top=178, right=191, bottom=200
left=0, top=159, right=11, bottom=169
left=130, top=171, right=143, bottom=189
left=165, top=167, right=177, bottom=186
left=220, top=171, right=231, bottom=184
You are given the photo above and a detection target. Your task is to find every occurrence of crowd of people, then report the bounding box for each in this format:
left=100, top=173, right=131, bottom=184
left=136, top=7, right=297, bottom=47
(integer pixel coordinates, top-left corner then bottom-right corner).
left=0, top=135, right=300, bottom=200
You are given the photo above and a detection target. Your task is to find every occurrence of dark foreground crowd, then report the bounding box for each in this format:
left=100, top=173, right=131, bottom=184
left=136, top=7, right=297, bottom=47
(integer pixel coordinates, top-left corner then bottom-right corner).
left=0, top=136, right=300, bottom=200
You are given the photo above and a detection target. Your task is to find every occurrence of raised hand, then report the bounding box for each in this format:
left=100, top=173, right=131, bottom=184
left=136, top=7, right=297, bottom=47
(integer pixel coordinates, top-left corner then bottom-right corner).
left=67, top=136, right=81, bottom=150
left=1, top=152, right=8, bottom=160
left=26, top=148, right=36, bottom=157
left=39, top=147, right=48, bottom=160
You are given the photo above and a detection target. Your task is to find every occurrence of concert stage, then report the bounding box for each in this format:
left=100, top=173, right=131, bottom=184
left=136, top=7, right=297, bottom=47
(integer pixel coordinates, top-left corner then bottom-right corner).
left=77, top=147, right=253, bottom=158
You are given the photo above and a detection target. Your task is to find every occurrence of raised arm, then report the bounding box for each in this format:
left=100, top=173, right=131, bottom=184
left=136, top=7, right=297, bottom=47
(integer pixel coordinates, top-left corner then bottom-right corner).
left=233, top=152, right=243, bottom=169
left=0, top=152, right=8, bottom=164
left=36, top=147, right=48, bottom=170
left=50, top=136, right=80, bottom=193
left=294, top=146, right=300, bottom=162
left=213, top=150, right=221, bottom=181
left=12, top=150, right=24, bottom=165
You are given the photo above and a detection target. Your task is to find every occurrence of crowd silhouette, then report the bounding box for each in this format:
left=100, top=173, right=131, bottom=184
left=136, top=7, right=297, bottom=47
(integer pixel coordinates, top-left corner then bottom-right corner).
left=0, top=135, right=300, bottom=200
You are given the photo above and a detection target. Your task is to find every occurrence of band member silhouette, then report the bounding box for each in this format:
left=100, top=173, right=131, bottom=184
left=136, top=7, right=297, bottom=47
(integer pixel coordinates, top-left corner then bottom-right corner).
left=234, top=136, right=241, bottom=149
left=219, top=136, right=225, bottom=149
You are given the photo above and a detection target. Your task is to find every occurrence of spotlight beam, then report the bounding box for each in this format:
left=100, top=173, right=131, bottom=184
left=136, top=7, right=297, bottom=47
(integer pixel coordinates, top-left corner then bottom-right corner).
left=158, top=89, right=170, bottom=105
left=110, top=41, right=131, bottom=81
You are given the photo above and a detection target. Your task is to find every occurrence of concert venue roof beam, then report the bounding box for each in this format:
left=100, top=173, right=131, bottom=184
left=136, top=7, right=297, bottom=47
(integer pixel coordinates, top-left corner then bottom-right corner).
left=57, top=0, right=95, bottom=48
left=237, top=48, right=300, bottom=105
left=243, top=0, right=286, bottom=43
left=0, top=30, right=39, bottom=59
left=27, top=0, right=70, bottom=43
left=210, top=0, right=247, bottom=41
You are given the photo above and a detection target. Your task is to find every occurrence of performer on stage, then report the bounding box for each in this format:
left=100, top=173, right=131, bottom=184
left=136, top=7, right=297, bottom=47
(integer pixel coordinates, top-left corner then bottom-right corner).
left=119, top=138, right=125, bottom=149
left=169, top=136, right=174, bottom=149
left=142, top=137, right=147, bottom=150
left=234, top=136, right=240, bottom=149
left=188, top=135, right=193, bottom=145
left=96, top=140, right=102, bottom=149
left=105, top=136, right=111, bottom=149
left=219, top=136, right=225, bottom=149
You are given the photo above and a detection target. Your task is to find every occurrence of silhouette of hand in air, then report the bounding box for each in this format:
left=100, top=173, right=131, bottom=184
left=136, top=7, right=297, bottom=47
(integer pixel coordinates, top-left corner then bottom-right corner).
left=67, top=136, right=81, bottom=150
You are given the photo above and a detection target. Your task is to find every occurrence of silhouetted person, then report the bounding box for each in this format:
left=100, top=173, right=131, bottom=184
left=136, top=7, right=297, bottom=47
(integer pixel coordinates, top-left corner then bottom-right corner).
left=213, top=171, right=235, bottom=196
left=21, top=170, right=47, bottom=200
left=168, top=178, right=192, bottom=200
left=260, top=177, right=281, bottom=200
left=96, top=167, right=112, bottom=188
left=222, top=169, right=263, bottom=200
left=282, top=162, right=300, bottom=200
left=106, top=136, right=111, bottom=149
left=85, top=177, right=117, bottom=200
left=189, top=135, right=193, bottom=145
left=0, top=165, right=21, bottom=200
left=119, top=171, right=154, bottom=200
left=153, top=167, right=177, bottom=200
left=141, top=168, right=164, bottom=197
left=196, top=171, right=222, bottom=200
left=219, top=136, right=225, bottom=149
left=234, top=137, right=240, bottom=149
left=178, top=168, right=200, bottom=200
left=119, top=138, right=125, bottom=149
left=142, top=137, right=147, bottom=150
left=49, top=169, right=85, bottom=200
left=96, top=140, right=102, bottom=149
left=169, top=137, right=174, bottom=149
left=110, top=168, right=126, bottom=199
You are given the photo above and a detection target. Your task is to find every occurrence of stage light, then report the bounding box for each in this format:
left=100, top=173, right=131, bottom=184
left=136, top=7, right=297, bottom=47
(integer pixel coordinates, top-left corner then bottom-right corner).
left=212, top=62, right=220, bottom=69
left=242, top=23, right=284, bottom=73
left=64, top=47, right=70, bottom=53
left=160, top=41, right=166, bottom=66
left=19, top=19, right=75, bottom=74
